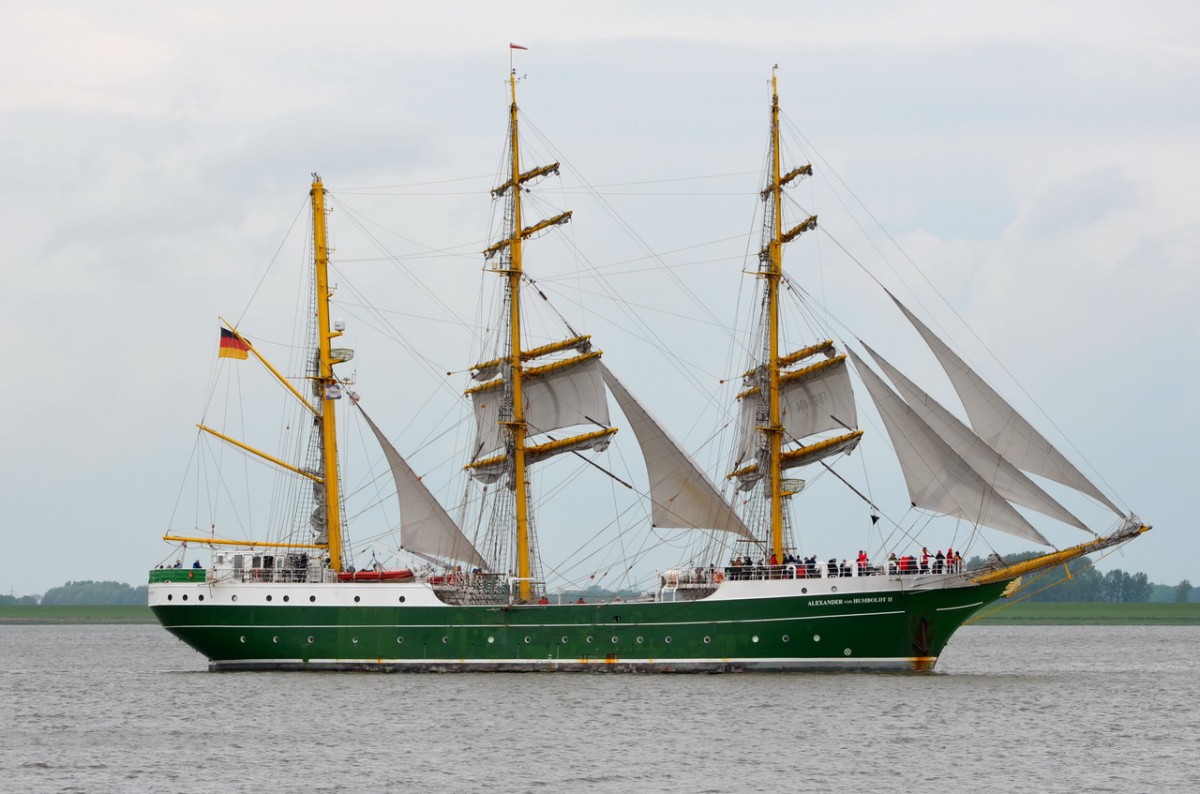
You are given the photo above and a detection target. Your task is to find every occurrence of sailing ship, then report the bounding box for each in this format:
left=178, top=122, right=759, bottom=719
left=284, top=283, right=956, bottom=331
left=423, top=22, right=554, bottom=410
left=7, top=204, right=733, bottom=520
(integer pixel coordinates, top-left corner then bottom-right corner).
left=149, top=66, right=1149, bottom=672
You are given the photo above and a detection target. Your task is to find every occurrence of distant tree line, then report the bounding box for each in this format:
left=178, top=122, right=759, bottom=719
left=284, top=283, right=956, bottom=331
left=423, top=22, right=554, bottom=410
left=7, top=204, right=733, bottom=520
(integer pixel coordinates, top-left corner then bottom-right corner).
left=38, top=580, right=149, bottom=606
left=0, top=593, right=41, bottom=605
left=967, top=552, right=1190, bottom=603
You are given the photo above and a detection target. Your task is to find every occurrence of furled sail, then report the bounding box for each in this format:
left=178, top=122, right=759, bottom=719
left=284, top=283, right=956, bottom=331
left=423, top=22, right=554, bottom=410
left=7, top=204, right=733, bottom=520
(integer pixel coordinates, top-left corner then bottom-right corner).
left=355, top=402, right=488, bottom=569
left=601, top=364, right=754, bottom=539
left=889, top=292, right=1123, bottom=517
left=468, top=352, right=610, bottom=457
left=848, top=349, right=1051, bottom=545
left=862, top=341, right=1092, bottom=534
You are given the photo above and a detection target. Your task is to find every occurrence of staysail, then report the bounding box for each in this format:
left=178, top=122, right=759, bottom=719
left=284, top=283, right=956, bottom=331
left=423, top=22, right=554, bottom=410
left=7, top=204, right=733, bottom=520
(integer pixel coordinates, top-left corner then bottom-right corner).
left=601, top=364, right=753, bottom=539
left=862, top=341, right=1093, bottom=534
left=355, top=401, right=488, bottom=569
left=889, top=292, right=1123, bottom=517
left=848, top=348, right=1051, bottom=545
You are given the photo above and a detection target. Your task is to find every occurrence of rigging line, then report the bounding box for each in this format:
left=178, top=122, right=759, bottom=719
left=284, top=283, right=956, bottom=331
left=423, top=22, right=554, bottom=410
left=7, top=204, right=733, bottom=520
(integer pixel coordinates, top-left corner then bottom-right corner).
left=576, top=170, right=760, bottom=188
left=329, top=194, right=488, bottom=321
left=335, top=173, right=494, bottom=191
left=521, top=114, right=730, bottom=332
left=235, top=194, right=310, bottom=328
left=782, top=118, right=1124, bottom=509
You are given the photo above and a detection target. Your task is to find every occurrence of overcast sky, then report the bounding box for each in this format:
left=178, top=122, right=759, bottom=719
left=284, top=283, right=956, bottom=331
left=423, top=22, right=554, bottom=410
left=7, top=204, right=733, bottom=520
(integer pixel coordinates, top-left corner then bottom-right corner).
left=3, top=1, right=1196, bottom=596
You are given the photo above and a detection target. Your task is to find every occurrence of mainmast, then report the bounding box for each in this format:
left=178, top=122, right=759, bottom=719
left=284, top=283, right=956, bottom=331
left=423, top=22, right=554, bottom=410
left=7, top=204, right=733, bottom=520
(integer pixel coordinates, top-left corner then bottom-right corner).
left=471, top=60, right=602, bottom=602
left=311, top=175, right=345, bottom=572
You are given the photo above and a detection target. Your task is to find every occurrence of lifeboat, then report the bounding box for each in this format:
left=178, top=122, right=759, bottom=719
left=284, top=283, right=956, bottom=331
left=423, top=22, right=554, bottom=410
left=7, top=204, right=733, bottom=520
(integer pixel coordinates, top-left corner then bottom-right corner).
left=336, top=569, right=415, bottom=582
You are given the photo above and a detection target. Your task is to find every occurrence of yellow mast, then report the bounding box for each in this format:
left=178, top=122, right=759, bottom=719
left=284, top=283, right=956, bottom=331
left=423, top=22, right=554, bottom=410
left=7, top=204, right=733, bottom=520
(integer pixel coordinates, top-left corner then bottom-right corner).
left=759, top=69, right=819, bottom=562
left=311, top=175, right=345, bottom=572
left=505, top=71, right=533, bottom=602
left=765, top=69, right=786, bottom=564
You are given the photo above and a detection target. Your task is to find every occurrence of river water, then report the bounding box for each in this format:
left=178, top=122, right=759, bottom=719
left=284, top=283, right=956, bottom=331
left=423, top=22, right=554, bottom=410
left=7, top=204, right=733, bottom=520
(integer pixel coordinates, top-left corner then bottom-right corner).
left=1, top=623, right=1195, bottom=793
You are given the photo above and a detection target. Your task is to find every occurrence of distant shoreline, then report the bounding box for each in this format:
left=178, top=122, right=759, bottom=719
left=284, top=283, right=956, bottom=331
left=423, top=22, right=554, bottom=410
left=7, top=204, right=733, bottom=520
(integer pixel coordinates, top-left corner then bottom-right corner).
left=2, top=602, right=1198, bottom=626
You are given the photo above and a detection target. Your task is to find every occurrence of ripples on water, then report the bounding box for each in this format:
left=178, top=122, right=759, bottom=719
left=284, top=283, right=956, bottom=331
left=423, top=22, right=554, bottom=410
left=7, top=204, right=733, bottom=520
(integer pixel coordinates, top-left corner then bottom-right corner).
left=2, top=624, right=1196, bottom=793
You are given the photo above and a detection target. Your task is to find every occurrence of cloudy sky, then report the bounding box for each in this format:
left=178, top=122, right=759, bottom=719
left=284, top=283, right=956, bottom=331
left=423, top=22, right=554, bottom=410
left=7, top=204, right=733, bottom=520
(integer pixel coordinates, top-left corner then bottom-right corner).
left=3, top=1, right=1196, bottom=596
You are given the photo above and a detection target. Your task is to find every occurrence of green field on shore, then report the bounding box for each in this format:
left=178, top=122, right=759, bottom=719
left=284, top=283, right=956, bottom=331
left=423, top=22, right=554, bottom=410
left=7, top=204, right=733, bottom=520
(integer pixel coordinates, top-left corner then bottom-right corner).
left=0, top=605, right=153, bottom=624
left=969, top=601, right=1200, bottom=625
left=2, top=602, right=1198, bottom=625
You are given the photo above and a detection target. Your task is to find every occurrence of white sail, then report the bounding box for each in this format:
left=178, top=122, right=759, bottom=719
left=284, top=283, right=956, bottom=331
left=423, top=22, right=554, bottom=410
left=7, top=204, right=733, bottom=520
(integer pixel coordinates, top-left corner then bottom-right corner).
left=863, top=341, right=1092, bottom=534
left=781, top=356, right=858, bottom=440
left=356, top=402, right=488, bottom=569
left=890, top=292, right=1123, bottom=517
left=601, top=364, right=754, bottom=539
left=734, top=355, right=857, bottom=467
left=848, top=349, right=1051, bottom=545
left=470, top=353, right=610, bottom=457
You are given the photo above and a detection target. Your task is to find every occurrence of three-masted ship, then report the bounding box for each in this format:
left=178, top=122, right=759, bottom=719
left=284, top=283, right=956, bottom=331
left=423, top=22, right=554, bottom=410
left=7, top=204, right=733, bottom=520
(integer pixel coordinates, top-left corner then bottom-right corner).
left=149, top=66, right=1148, bottom=672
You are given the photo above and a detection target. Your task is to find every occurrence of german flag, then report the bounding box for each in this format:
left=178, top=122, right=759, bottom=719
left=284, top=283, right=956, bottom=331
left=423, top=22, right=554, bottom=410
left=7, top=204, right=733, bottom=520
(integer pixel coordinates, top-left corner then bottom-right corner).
left=219, top=327, right=250, bottom=360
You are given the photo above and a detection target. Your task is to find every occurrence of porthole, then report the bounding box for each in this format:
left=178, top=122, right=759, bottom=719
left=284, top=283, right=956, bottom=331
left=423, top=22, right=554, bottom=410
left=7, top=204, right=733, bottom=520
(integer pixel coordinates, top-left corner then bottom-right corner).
left=307, top=636, right=314, bottom=644
left=396, top=637, right=404, bottom=644
left=800, top=588, right=807, bottom=594
left=283, top=595, right=290, bottom=603
left=239, top=635, right=246, bottom=643
left=831, top=586, right=838, bottom=593
left=167, top=594, right=173, bottom=601
left=399, top=596, right=406, bottom=603
left=524, top=636, right=532, bottom=644
left=272, top=636, right=279, bottom=643
left=488, top=637, right=495, bottom=644
left=197, top=595, right=204, bottom=602
left=611, top=636, right=619, bottom=644
left=181, top=594, right=188, bottom=601
left=751, top=635, right=759, bottom=643
left=266, top=595, right=273, bottom=602
left=561, top=636, right=569, bottom=644
left=782, top=635, right=790, bottom=643
left=354, top=596, right=361, bottom=603
left=309, top=595, right=316, bottom=603
left=636, top=636, right=644, bottom=644
left=352, top=637, right=359, bottom=644
left=664, top=636, right=672, bottom=644
left=586, top=636, right=594, bottom=644
left=813, top=634, right=821, bottom=642
left=231, top=594, right=238, bottom=602
left=844, top=648, right=852, bottom=656
left=442, top=636, right=449, bottom=644
left=703, top=636, right=712, bottom=644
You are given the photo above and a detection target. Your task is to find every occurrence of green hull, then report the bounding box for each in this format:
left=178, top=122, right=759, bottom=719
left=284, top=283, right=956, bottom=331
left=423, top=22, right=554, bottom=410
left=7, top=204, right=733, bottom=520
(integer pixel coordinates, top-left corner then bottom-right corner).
left=151, top=579, right=1011, bottom=672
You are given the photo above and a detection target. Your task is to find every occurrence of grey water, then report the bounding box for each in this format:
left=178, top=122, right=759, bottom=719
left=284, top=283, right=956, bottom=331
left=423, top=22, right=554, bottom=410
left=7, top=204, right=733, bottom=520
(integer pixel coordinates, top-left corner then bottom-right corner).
left=1, top=624, right=1196, bottom=793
